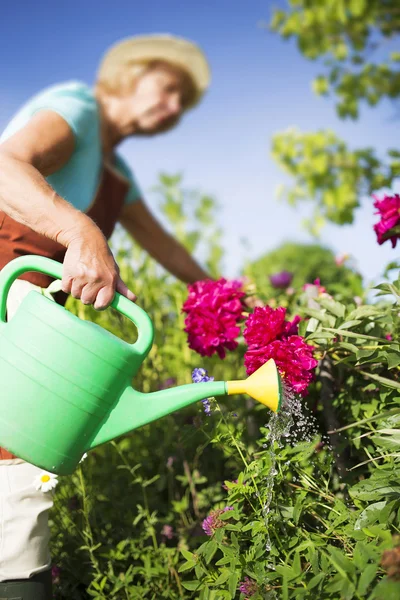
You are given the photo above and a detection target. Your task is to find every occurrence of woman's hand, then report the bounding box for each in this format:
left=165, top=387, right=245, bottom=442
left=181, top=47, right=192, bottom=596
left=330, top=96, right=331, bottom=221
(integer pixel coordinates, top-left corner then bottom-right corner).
left=62, top=222, right=137, bottom=310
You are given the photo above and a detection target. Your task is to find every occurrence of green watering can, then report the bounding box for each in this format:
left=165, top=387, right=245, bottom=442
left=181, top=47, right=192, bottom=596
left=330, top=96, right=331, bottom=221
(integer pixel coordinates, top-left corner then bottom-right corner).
left=0, top=256, right=283, bottom=475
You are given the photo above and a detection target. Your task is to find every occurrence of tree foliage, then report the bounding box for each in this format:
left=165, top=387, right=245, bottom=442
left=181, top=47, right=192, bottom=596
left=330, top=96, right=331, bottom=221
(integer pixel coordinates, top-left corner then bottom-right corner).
left=269, top=0, right=400, bottom=232
left=270, top=0, right=400, bottom=119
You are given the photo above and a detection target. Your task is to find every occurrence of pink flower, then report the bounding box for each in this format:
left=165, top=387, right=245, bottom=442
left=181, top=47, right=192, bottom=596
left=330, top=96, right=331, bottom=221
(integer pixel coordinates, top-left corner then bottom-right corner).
left=243, top=306, right=287, bottom=348
left=245, top=336, right=318, bottom=395
left=244, top=306, right=317, bottom=396
left=239, top=576, right=258, bottom=598
left=282, top=315, right=301, bottom=337
left=303, top=278, right=327, bottom=294
left=243, top=307, right=301, bottom=348
left=161, top=524, right=174, bottom=539
left=386, top=334, right=393, bottom=341
left=201, top=507, right=233, bottom=536
left=183, top=279, right=246, bottom=359
left=373, top=193, right=400, bottom=248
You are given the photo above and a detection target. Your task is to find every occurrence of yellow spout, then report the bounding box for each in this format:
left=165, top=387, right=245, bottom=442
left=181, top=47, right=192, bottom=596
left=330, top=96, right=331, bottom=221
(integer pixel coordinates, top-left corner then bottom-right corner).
left=226, top=359, right=283, bottom=412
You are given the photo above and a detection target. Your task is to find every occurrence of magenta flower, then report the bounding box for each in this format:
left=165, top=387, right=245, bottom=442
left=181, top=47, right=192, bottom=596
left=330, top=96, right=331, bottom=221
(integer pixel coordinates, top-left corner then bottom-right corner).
left=202, top=507, right=233, bottom=536
left=239, top=576, right=258, bottom=598
left=282, top=315, right=301, bottom=338
left=243, top=305, right=287, bottom=347
left=373, top=193, right=400, bottom=248
left=245, top=336, right=318, bottom=395
left=303, top=278, right=327, bottom=294
left=243, top=306, right=300, bottom=348
left=244, top=306, right=317, bottom=396
left=183, top=278, right=246, bottom=359
left=269, top=271, right=293, bottom=289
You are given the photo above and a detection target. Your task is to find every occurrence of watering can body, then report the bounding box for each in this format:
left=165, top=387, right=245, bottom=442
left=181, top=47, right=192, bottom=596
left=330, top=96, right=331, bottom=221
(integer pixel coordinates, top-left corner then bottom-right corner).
left=0, top=256, right=282, bottom=475
left=0, top=255, right=156, bottom=474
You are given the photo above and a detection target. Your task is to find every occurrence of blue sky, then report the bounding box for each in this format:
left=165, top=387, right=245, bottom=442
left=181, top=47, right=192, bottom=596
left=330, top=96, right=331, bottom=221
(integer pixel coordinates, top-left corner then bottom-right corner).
left=0, top=0, right=398, bottom=286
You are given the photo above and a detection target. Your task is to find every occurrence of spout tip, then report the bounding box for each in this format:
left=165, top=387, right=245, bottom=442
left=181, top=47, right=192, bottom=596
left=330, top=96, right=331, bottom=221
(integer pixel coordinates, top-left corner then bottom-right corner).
left=226, top=359, right=283, bottom=412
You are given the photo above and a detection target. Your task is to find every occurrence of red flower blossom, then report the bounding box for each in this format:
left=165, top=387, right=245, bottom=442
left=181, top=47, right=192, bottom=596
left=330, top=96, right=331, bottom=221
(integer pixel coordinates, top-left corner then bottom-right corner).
left=244, top=306, right=317, bottom=396
left=243, top=305, right=287, bottom=348
left=183, top=278, right=245, bottom=358
left=373, top=193, right=400, bottom=248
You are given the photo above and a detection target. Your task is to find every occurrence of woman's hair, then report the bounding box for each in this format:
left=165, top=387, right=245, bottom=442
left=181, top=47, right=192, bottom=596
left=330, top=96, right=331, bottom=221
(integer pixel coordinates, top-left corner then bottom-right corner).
left=96, top=59, right=198, bottom=111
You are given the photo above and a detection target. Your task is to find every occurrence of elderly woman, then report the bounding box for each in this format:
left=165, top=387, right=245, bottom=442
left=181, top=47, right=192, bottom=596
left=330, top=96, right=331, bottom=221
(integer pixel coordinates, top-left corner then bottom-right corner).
left=0, top=34, right=212, bottom=598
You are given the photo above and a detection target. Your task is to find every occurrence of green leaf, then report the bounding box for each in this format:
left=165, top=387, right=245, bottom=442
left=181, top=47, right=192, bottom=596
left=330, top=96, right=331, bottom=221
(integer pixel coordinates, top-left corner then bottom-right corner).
left=275, top=565, right=298, bottom=581
left=350, top=471, right=400, bottom=501
left=386, top=352, right=400, bottom=369
left=204, top=540, right=218, bottom=564
left=372, top=429, right=400, bottom=450
left=339, top=320, right=362, bottom=329
left=318, top=296, right=346, bottom=318
left=181, top=581, right=202, bottom=591
left=178, top=560, right=196, bottom=573
left=353, top=542, right=370, bottom=570
left=324, top=327, right=386, bottom=342
left=307, top=572, right=325, bottom=589
left=181, top=549, right=195, bottom=562
left=228, top=572, right=239, bottom=598
left=372, top=577, right=400, bottom=600
left=339, top=341, right=360, bottom=353
left=357, top=370, right=400, bottom=391
left=349, top=0, right=366, bottom=17
left=211, top=569, right=230, bottom=586
left=230, top=532, right=239, bottom=551
left=327, top=546, right=356, bottom=577
left=293, top=551, right=302, bottom=577
left=354, top=501, right=387, bottom=530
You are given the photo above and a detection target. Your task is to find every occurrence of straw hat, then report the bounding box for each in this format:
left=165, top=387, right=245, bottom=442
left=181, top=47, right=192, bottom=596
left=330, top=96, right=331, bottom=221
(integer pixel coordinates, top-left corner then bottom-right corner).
left=97, top=34, right=211, bottom=107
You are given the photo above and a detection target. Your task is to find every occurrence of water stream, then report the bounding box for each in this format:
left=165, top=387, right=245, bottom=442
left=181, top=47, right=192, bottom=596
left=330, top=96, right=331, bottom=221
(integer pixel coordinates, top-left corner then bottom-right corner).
left=261, top=382, right=320, bottom=554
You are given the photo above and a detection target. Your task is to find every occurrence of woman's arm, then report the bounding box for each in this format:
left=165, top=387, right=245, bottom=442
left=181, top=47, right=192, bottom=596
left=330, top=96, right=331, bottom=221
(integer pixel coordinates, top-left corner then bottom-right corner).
left=0, top=110, right=135, bottom=308
left=119, top=199, right=212, bottom=284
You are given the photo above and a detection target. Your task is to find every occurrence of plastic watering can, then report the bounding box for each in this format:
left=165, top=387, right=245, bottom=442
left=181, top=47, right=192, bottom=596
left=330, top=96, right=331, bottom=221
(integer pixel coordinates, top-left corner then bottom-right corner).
left=0, top=255, right=283, bottom=475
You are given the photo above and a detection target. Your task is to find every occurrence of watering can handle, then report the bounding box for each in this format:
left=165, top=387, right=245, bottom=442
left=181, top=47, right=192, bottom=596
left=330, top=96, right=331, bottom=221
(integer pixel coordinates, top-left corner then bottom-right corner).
left=0, top=255, right=154, bottom=356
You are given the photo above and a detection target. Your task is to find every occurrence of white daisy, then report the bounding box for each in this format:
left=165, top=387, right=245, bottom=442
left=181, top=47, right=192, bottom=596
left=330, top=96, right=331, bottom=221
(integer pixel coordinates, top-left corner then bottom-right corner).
left=33, top=471, right=58, bottom=492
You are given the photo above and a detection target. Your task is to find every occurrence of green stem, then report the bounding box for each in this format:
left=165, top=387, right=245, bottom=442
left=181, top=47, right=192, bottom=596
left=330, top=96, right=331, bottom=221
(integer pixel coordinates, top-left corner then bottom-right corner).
left=111, top=442, right=158, bottom=550
left=77, top=467, right=103, bottom=580
left=215, top=401, right=265, bottom=515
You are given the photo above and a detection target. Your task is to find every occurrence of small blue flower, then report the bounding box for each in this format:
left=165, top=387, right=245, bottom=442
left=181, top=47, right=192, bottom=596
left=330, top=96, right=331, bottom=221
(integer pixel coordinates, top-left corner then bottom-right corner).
left=192, top=367, right=214, bottom=415
left=202, top=398, right=212, bottom=415
left=192, top=367, right=213, bottom=383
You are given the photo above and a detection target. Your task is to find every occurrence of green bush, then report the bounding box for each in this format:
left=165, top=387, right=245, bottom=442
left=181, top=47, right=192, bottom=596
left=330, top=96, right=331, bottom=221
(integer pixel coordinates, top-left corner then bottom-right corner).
left=50, top=176, right=400, bottom=599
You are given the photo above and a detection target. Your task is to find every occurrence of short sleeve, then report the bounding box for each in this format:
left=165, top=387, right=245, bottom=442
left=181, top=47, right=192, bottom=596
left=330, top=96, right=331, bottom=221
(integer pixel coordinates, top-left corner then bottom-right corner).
left=113, top=153, right=143, bottom=205
left=30, top=83, right=98, bottom=149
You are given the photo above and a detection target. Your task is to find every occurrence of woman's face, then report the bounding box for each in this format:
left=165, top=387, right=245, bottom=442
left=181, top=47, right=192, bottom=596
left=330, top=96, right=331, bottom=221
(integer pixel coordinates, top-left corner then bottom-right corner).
left=125, top=64, right=194, bottom=134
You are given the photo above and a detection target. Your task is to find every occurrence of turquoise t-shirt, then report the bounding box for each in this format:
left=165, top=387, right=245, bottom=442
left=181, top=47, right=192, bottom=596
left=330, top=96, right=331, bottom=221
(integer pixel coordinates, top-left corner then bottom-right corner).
left=0, top=81, right=143, bottom=211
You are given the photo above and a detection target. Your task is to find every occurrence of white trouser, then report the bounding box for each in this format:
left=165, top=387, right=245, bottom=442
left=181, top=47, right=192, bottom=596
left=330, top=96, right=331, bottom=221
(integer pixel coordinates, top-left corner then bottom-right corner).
left=0, top=279, right=57, bottom=581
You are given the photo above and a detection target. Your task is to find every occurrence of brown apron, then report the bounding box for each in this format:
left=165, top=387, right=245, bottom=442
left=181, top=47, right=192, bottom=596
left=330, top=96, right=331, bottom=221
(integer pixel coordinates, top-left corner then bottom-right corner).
left=0, top=162, right=130, bottom=460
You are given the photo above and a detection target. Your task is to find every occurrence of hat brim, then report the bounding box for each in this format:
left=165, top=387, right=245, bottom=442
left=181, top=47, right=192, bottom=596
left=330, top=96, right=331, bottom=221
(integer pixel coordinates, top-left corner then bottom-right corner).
left=97, top=34, right=211, bottom=107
